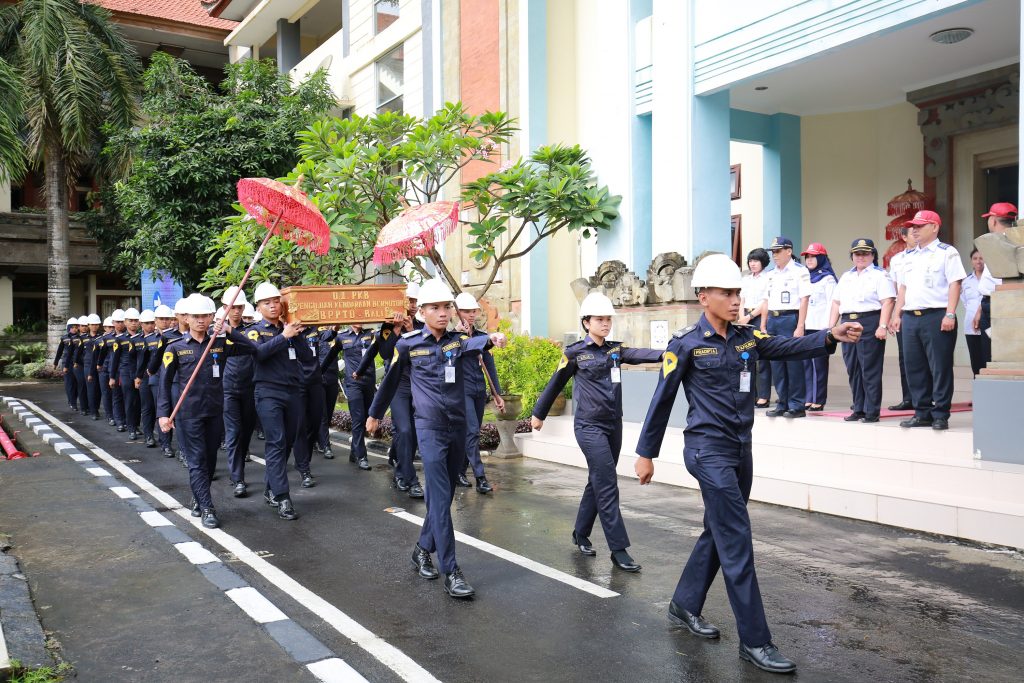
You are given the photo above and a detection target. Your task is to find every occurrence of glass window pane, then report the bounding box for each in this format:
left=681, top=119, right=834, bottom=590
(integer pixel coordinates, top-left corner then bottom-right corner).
left=376, top=44, right=404, bottom=112
left=374, top=0, right=400, bottom=34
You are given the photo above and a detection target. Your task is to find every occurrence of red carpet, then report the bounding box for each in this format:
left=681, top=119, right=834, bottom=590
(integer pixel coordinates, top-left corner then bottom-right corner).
left=810, top=402, right=973, bottom=420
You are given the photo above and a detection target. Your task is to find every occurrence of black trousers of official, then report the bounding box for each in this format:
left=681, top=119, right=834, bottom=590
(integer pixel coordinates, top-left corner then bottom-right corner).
left=118, top=368, right=140, bottom=431
left=177, top=415, right=222, bottom=510
left=677, top=444, right=771, bottom=648
left=63, top=365, right=78, bottom=407
left=903, top=309, right=957, bottom=421
left=894, top=330, right=912, bottom=405
left=99, top=368, right=112, bottom=418
left=292, top=383, right=322, bottom=474
left=802, top=329, right=829, bottom=406
left=749, top=315, right=772, bottom=402
left=255, top=385, right=303, bottom=498
left=462, top=393, right=487, bottom=479
left=85, top=373, right=100, bottom=417
left=573, top=422, right=629, bottom=551
left=389, top=386, right=420, bottom=485
left=766, top=312, right=805, bottom=412
left=841, top=312, right=885, bottom=417
left=965, top=334, right=991, bottom=376
left=343, top=379, right=374, bottom=462
left=74, top=366, right=88, bottom=412
left=224, top=390, right=256, bottom=484
left=140, top=376, right=156, bottom=439
left=319, top=379, right=340, bottom=451
left=417, top=426, right=466, bottom=574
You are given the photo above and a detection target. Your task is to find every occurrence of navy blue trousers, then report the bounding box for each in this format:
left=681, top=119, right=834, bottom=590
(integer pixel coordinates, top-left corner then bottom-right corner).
left=255, top=385, right=303, bottom=498
left=417, top=426, right=466, bottom=574
left=292, top=383, right=321, bottom=474
left=176, top=414, right=222, bottom=510
left=63, top=366, right=77, bottom=407
left=319, top=379, right=340, bottom=450
left=110, top=373, right=125, bottom=427
left=842, top=311, right=885, bottom=417
left=224, top=390, right=256, bottom=484
left=140, top=376, right=156, bottom=439
left=99, top=368, right=112, bottom=419
left=74, top=366, right=88, bottom=412
left=462, top=393, right=487, bottom=478
left=573, top=422, right=629, bottom=551
left=802, top=329, right=829, bottom=406
left=388, top=386, right=419, bottom=486
left=893, top=330, right=912, bottom=404
left=749, top=316, right=772, bottom=402
left=767, top=312, right=805, bottom=412
left=343, top=379, right=374, bottom=462
left=158, top=385, right=179, bottom=451
left=903, top=309, right=957, bottom=421
left=85, top=373, right=100, bottom=417
left=676, top=444, right=771, bottom=648
left=118, top=367, right=140, bottom=430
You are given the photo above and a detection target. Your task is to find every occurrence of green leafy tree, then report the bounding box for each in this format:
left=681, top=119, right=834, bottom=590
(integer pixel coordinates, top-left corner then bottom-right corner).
left=92, top=53, right=334, bottom=291
left=0, top=0, right=141, bottom=360
left=0, top=56, right=24, bottom=182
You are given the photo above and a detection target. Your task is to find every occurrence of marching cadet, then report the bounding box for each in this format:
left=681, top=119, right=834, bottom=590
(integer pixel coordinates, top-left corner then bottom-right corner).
left=325, top=323, right=377, bottom=472
left=367, top=279, right=507, bottom=599
left=250, top=282, right=308, bottom=520
left=891, top=210, right=966, bottom=431
left=221, top=287, right=257, bottom=497
left=97, top=316, right=115, bottom=423
left=531, top=292, right=663, bottom=572
left=290, top=324, right=324, bottom=489
left=135, top=310, right=159, bottom=447
left=112, top=308, right=144, bottom=440
left=149, top=304, right=182, bottom=458
left=72, top=316, right=90, bottom=414
left=634, top=254, right=863, bottom=674
left=315, top=325, right=343, bottom=460
left=828, top=239, right=896, bottom=422
left=81, top=314, right=103, bottom=420
left=108, top=309, right=128, bottom=430
left=454, top=292, right=503, bottom=494
left=55, top=317, right=80, bottom=411
left=158, top=294, right=257, bottom=529
left=759, top=236, right=812, bottom=417
left=885, top=227, right=918, bottom=410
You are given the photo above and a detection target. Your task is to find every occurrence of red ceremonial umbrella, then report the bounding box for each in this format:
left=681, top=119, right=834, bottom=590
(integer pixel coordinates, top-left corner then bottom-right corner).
left=886, top=179, right=929, bottom=216
left=373, top=200, right=460, bottom=265
left=169, top=176, right=330, bottom=421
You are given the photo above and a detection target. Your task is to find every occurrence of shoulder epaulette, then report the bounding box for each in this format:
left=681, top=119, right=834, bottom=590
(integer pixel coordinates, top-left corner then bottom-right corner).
left=872, top=265, right=885, bottom=271
left=673, top=324, right=698, bottom=338
left=402, top=329, right=420, bottom=338
left=566, top=339, right=585, bottom=349
left=937, top=242, right=950, bottom=250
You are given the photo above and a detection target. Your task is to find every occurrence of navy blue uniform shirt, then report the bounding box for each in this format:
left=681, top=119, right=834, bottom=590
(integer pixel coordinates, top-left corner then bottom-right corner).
left=147, top=328, right=183, bottom=377
left=355, top=322, right=401, bottom=376
left=96, top=332, right=115, bottom=373
left=158, top=329, right=257, bottom=420
left=533, top=337, right=662, bottom=422
left=636, top=315, right=836, bottom=456
left=462, top=328, right=502, bottom=398
left=54, top=332, right=74, bottom=367
left=137, top=331, right=161, bottom=379
left=81, top=333, right=102, bottom=376
left=222, top=322, right=256, bottom=394
left=326, top=328, right=376, bottom=386
left=249, top=319, right=314, bottom=388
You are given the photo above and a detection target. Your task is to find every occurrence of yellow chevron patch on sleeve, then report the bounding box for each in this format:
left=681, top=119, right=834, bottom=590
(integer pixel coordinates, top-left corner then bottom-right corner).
left=247, top=329, right=259, bottom=341
left=162, top=351, right=173, bottom=368
left=662, top=351, right=678, bottom=376
left=753, top=329, right=771, bottom=340
left=557, top=353, right=568, bottom=371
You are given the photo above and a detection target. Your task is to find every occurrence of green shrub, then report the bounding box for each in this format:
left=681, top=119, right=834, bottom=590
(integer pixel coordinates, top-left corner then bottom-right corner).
left=3, top=362, right=25, bottom=378
left=491, top=319, right=565, bottom=419
left=11, top=342, right=47, bottom=363
left=22, top=361, right=45, bottom=378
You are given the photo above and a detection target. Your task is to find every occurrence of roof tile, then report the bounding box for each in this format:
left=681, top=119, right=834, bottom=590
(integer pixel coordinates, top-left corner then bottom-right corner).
left=89, top=0, right=238, bottom=32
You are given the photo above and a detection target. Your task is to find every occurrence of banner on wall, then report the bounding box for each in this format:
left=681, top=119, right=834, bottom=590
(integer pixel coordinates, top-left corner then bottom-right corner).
left=140, top=270, right=183, bottom=312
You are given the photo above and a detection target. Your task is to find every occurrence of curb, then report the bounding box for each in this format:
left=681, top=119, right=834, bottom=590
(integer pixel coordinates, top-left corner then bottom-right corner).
left=0, top=545, right=54, bottom=678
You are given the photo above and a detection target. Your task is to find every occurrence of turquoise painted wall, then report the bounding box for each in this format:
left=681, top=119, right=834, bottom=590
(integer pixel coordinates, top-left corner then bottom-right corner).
left=629, top=0, right=654, bottom=270
left=525, top=0, right=549, bottom=336
left=692, top=91, right=732, bottom=255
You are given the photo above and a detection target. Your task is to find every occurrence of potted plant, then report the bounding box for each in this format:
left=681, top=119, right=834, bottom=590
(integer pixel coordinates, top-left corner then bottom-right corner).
left=548, top=377, right=572, bottom=416
left=496, top=393, right=522, bottom=420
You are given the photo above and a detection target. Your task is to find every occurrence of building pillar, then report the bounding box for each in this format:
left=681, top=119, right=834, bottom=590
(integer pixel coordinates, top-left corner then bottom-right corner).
left=276, top=19, right=301, bottom=73
left=690, top=90, right=731, bottom=256
left=228, top=45, right=254, bottom=63
left=0, top=275, right=12, bottom=330
left=762, top=113, right=802, bottom=246
left=87, top=274, right=97, bottom=315
left=0, top=178, right=10, bottom=212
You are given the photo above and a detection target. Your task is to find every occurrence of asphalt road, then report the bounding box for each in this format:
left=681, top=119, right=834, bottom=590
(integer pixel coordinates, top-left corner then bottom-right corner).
left=1, top=381, right=1022, bottom=682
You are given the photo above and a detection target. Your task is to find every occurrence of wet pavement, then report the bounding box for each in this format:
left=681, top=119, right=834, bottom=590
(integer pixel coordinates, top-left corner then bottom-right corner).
left=1, top=381, right=1022, bottom=682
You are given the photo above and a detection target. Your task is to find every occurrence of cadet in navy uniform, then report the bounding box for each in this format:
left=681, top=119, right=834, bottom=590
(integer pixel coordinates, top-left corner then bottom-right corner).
left=107, top=309, right=128, bottom=429
left=290, top=325, right=324, bottom=489
left=828, top=239, right=896, bottom=422
left=135, top=310, right=159, bottom=447
left=149, top=304, right=183, bottom=457
left=81, top=314, right=103, bottom=420
left=532, top=292, right=662, bottom=572
left=250, top=282, right=309, bottom=520
left=71, top=316, right=90, bottom=414
left=759, top=236, right=812, bottom=417
left=159, top=294, right=256, bottom=529
left=634, top=255, right=863, bottom=674
left=314, top=325, right=344, bottom=460
left=97, top=316, right=115, bottom=422
left=111, top=308, right=143, bottom=439
left=454, top=292, right=503, bottom=494
left=55, top=317, right=80, bottom=410
left=220, top=288, right=257, bottom=496
left=321, top=323, right=376, bottom=472
left=367, top=279, right=507, bottom=598
left=891, top=210, right=966, bottom=431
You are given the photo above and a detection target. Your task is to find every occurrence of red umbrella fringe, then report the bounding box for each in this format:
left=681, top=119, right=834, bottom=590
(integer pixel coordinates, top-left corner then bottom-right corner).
left=886, top=180, right=928, bottom=217
left=237, top=178, right=330, bottom=256
left=372, top=202, right=461, bottom=266
left=885, top=212, right=915, bottom=241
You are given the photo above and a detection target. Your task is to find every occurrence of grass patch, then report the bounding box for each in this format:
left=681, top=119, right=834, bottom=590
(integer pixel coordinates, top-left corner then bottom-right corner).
left=6, top=661, right=74, bottom=683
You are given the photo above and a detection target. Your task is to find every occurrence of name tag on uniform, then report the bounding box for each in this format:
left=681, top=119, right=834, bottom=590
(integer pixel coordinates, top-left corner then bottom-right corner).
left=361, top=348, right=366, bottom=356
left=212, top=364, right=220, bottom=378
left=610, top=367, right=621, bottom=383
left=288, top=347, right=296, bottom=360
left=739, top=371, right=751, bottom=392
left=444, top=365, right=456, bottom=383
left=781, top=291, right=791, bottom=305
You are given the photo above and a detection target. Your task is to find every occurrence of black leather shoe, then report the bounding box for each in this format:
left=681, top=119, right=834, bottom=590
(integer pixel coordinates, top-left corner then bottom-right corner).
left=107, top=418, right=116, bottom=426
left=393, top=476, right=411, bottom=492
left=765, top=408, right=786, bottom=417
left=277, top=497, right=298, bottom=520
left=900, top=417, right=933, bottom=428
left=244, top=453, right=252, bottom=462
left=92, top=414, right=100, bottom=421
left=128, top=430, right=138, bottom=440
left=783, top=410, right=806, bottom=418
left=411, top=544, right=439, bottom=579
left=301, top=471, right=315, bottom=488
left=806, top=405, right=824, bottom=412
left=323, top=448, right=334, bottom=460
left=739, top=642, right=796, bottom=673
left=572, top=531, right=596, bottom=556
left=668, top=601, right=720, bottom=639
left=931, top=418, right=949, bottom=431
left=444, top=569, right=475, bottom=598
left=755, top=400, right=771, bottom=409
left=408, top=482, right=424, bottom=499
left=189, top=499, right=201, bottom=517
left=475, top=477, right=492, bottom=494
left=611, top=550, right=641, bottom=572
left=201, top=508, right=219, bottom=529
left=162, top=447, right=174, bottom=458
left=456, top=473, right=471, bottom=487
left=145, top=436, right=156, bottom=448
left=232, top=481, right=247, bottom=498
left=387, top=454, right=398, bottom=468
left=861, top=416, right=880, bottom=423
left=256, top=430, right=265, bottom=440
left=312, top=444, right=323, bottom=455
left=844, top=412, right=865, bottom=422
left=264, top=488, right=280, bottom=508
left=888, top=400, right=914, bottom=411
left=116, top=425, right=126, bottom=432
left=349, top=452, right=357, bottom=463
left=357, top=457, right=371, bottom=471
left=178, top=452, right=188, bottom=468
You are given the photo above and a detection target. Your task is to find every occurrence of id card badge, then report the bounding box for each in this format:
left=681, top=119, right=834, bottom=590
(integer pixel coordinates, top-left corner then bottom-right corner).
left=212, top=363, right=220, bottom=378
left=781, top=291, right=791, bottom=305
left=610, top=367, right=621, bottom=383
left=444, top=365, right=456, bottom=383
left=288, top=347, right=297, bottom=360
left=739, top=371, right=751, bottom=393
left=361, top=348, right=367, bottom=356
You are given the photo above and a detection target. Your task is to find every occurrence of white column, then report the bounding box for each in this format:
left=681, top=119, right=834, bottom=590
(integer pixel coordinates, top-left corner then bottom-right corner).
left=87, top=274, right=97, bottom=315
left=0, top=275, right=12, bottom=330
left=0, top=178, right=10, bottom=212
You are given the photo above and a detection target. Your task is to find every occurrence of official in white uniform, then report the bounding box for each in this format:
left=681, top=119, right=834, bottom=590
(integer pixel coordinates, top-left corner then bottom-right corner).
left=891, top=211, right=966, bottom=431
left=759, top=236, right=811, bottom=417
left=885, top=227, right=918, bottom=410
left=960, top=248, right=1001, bottom=376
left=829, top=239, right=896, bottom=422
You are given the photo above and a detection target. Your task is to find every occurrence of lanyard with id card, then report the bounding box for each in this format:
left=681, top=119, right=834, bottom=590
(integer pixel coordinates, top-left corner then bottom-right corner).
left=288, top=344, right=296, bottom=360
left=211, top=352, right=220, bottom=378
left=739, top=351, right=751, bottom=392
left=444, top=350, right=456, bottom=383
left=610, top=352, right=621, bottom=383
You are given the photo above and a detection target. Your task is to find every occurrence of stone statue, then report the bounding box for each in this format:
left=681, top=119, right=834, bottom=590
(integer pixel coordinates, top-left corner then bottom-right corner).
left=975, top=227, right=1024, bottom=279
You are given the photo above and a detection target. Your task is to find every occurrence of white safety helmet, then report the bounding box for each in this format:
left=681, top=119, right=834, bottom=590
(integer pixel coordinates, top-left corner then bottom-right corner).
left=87, top=313, right=102, bottom=325
left=182, top=293, right=216, bottom=315
left=173, top=298, right=187, bottom=315
left=254, top=282, right=281, bottom=303
left=414, top=311, right=425, bottom=323
left=215, top=306, right=226, bottom=321
left=691, top=253, right=743, bottom=290
left=139, top=309, right=155, bottom=323
left=405, top=281, right=420, bottom=299
left=222, top=285, right=249, bottom=306
left=454, top=292, right=480, bottom=310
left=416, top=279, right=454, bottom=306
left=66, top=317, right=79, bottom=326
left=111, top=308, right=125, bottom=322
left=124, top=307, right=140, bottom=320
left=76, top=315, right=88, bottom=326
left=579, top=292, right=616, bottom=318
left=253, top=309, right=264, bottom=322
left=103, top=316, right=113, bottom=327
left=242, top=302, right=256, bottom=318
left=154, top=304, right=174, bottom=319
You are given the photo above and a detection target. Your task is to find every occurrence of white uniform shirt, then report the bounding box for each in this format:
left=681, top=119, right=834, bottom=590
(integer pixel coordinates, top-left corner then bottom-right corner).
left=762, top=260, right=811, bottom=311
left=960, top=273, right=983, bottom=336
left=901, top=240, right=967, bottom=310
left=888, top=248, right=915, bottom=286
left=832, top=265, right=897, bottom=314
left=805, top=274, right=837, bottom=330
left=977, top=265, right=1002, bottom=296
left=740, top=272, right=769, bottom=314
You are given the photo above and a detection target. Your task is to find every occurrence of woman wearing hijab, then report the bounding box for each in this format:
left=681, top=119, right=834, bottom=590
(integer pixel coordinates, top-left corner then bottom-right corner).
left=800, top=243, right=837, bottom=411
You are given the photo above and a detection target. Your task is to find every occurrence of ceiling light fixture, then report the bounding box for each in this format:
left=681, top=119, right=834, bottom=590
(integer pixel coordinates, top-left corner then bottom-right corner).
left=929, top=28, right=974, bottom=45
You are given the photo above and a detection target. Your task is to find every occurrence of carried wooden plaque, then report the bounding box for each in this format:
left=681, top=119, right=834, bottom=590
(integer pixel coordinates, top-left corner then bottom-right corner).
left=280, top=285, right=407, bottom=325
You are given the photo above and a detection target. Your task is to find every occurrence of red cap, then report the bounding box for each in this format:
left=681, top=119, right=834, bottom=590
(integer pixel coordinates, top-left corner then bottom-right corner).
left=904, top=210, right=941, bottom=227
left=981, top=202, right=1017, bottom=218
left=801, top=242, right=827, bottom=256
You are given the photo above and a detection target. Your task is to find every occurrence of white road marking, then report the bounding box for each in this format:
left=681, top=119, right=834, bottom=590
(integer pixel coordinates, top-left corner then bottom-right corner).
left=85, top=467, right=110, bottom=477
left=307, top=657, right=369, bottom=683
left=54, top=443, right=77, bottom=453
left=174, top=541, right=221, bottom=566
left=225, top=586, right=288, bottom=624
left=387, top=510, right=620, bottom=599
left=140, top=511, right=173, bottom=527
left=19, top=399, right=441, bottom=683
left=69, top=452, right=92, bottom=462
left=109, top=486, right=138, bottom=499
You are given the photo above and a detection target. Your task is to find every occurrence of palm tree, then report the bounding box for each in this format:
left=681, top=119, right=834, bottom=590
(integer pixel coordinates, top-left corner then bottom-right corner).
left=0, top=0, right=140, bottom=358
left=0, top=56, right=25, bottom=182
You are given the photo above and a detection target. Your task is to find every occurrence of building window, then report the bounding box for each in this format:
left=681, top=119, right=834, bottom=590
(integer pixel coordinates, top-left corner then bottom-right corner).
left=374, top=0, right=400, bottom=35
left=376, top=44, right=404, bottom=114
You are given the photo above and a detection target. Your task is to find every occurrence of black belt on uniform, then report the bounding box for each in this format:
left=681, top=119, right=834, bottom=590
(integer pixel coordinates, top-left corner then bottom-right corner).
left=841, top=310, right=880, bottom=321
left=769, top=309, right=797, bottom=317
left=904, top=307, right=944, bottom=316
left=982, top=295, right=991, bottom=302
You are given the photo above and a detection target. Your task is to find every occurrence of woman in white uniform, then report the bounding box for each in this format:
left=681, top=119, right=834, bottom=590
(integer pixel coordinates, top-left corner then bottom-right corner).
left=738, top=248, right=772, bottom=407
left=960, top=248, right=1001, bottom=376
left=800, top=243, right=837, bottom=411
